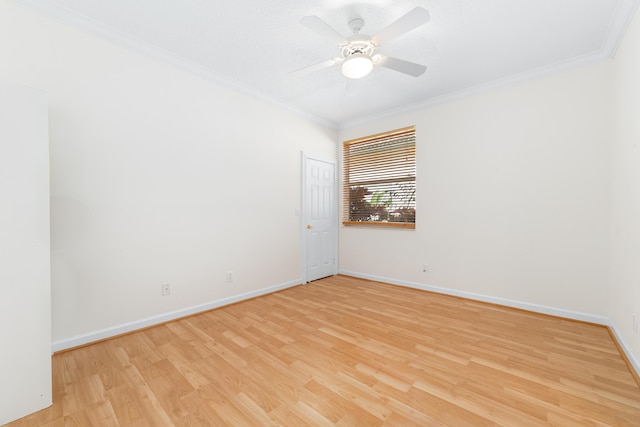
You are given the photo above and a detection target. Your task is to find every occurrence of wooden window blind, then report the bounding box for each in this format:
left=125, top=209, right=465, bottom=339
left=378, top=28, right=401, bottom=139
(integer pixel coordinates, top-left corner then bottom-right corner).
left=343, top=126, right=416, bottom=228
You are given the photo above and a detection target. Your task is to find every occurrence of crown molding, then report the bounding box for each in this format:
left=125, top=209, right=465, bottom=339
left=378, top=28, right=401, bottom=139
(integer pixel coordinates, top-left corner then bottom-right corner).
left=12, top=0, right=639, bottom=131
left=339, top=50, right=610, bottom=129
left=339, top=0, right=640, bottom=130
left=604, top=0, right=640, bottom=57
left=11, top=0, right=339, bottom=130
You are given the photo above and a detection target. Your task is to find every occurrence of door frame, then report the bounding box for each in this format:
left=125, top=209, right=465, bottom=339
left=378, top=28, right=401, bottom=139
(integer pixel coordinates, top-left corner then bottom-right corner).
left=301, top=152, right=339, bottom=284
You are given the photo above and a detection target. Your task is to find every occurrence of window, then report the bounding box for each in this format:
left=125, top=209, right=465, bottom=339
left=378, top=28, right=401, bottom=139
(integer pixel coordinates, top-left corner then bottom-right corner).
left=342, top=126, right=416, bottom=228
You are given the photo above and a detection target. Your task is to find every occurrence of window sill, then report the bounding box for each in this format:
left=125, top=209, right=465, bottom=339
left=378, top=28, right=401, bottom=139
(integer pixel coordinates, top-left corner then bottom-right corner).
left=342, top=221, right=415, bottom=229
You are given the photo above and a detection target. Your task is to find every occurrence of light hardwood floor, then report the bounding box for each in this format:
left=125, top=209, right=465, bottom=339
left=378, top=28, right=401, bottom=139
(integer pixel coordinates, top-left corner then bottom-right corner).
left=7, top=275, right=640, bottom=426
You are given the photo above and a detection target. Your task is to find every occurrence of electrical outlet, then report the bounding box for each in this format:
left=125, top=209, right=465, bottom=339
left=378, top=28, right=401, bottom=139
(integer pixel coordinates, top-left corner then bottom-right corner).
left=226, top=271, right=233, bottom=283
left=162, top=284, right=171, bottom=296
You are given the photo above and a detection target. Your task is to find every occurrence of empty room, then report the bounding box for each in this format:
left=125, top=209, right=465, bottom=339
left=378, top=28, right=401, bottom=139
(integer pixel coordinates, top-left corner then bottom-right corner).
left=2, top=0, right=640, bottom=425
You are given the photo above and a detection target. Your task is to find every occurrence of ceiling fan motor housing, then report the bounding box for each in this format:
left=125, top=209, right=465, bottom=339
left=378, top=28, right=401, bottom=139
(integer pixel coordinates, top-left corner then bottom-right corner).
left=341, top=36, right=375, bottom=59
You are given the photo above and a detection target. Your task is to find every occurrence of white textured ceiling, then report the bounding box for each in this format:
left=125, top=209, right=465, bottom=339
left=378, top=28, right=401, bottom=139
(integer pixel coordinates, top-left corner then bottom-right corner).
left=17, top=0, right=640, bottom=127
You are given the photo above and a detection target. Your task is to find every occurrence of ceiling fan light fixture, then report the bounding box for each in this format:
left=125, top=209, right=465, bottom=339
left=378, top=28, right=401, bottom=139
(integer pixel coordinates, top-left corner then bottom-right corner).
left=341, top=54, right=373, bottom=79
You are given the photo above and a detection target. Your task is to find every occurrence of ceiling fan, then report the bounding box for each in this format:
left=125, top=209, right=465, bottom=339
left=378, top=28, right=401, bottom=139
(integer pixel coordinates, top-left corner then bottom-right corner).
left=292, top=7, right=430, bottom=80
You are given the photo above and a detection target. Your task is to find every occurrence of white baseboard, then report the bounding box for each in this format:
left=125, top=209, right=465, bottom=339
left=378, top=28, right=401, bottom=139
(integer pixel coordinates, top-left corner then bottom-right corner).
left=339, top=270, right=609, bottom=324
left=51, top=279, right=301, bottom=353
left=339, top=270, right=640, bottom=379
left=52, top=272, right=640, bottom=381
left=606, top=319, right=640, bottom=380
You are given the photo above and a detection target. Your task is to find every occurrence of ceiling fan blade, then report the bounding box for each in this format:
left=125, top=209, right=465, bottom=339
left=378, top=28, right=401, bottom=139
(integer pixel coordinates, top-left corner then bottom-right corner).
left=288, top=58, right=343, bottom=78
left=300, top=15, right=348, bottom=46
left=375, top=55, right=426, bottom=77
left=371, top=7, right=430, bottom=46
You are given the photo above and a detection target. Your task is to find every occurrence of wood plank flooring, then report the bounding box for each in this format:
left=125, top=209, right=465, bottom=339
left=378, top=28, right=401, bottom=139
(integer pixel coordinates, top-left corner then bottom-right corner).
left=6, top=275, right=640, bottom=426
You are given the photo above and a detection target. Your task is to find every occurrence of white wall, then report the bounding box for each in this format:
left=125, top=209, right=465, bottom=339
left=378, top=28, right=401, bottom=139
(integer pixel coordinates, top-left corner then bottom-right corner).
left=610, top=8, right=640, bottom=368
left=0, top=83, right=51, bottom=424
left=2, top=0, right=637, bottom=371
left=0, top=0, right=336, bottom=348
left=339, top=62, right=613, bottom=318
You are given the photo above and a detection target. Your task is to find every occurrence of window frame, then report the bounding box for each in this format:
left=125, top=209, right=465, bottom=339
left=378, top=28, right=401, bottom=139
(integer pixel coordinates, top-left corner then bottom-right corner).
left=342, top=126, right=416, bottom=229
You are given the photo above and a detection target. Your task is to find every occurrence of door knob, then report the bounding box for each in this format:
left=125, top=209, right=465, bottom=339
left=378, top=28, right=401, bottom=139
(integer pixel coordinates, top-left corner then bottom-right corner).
left=307, top=224, right=312, bottom=229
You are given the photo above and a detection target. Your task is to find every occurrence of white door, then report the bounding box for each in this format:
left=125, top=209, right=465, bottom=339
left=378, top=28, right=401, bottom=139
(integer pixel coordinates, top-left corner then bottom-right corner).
left=303, top=154, right=337, bottom=282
